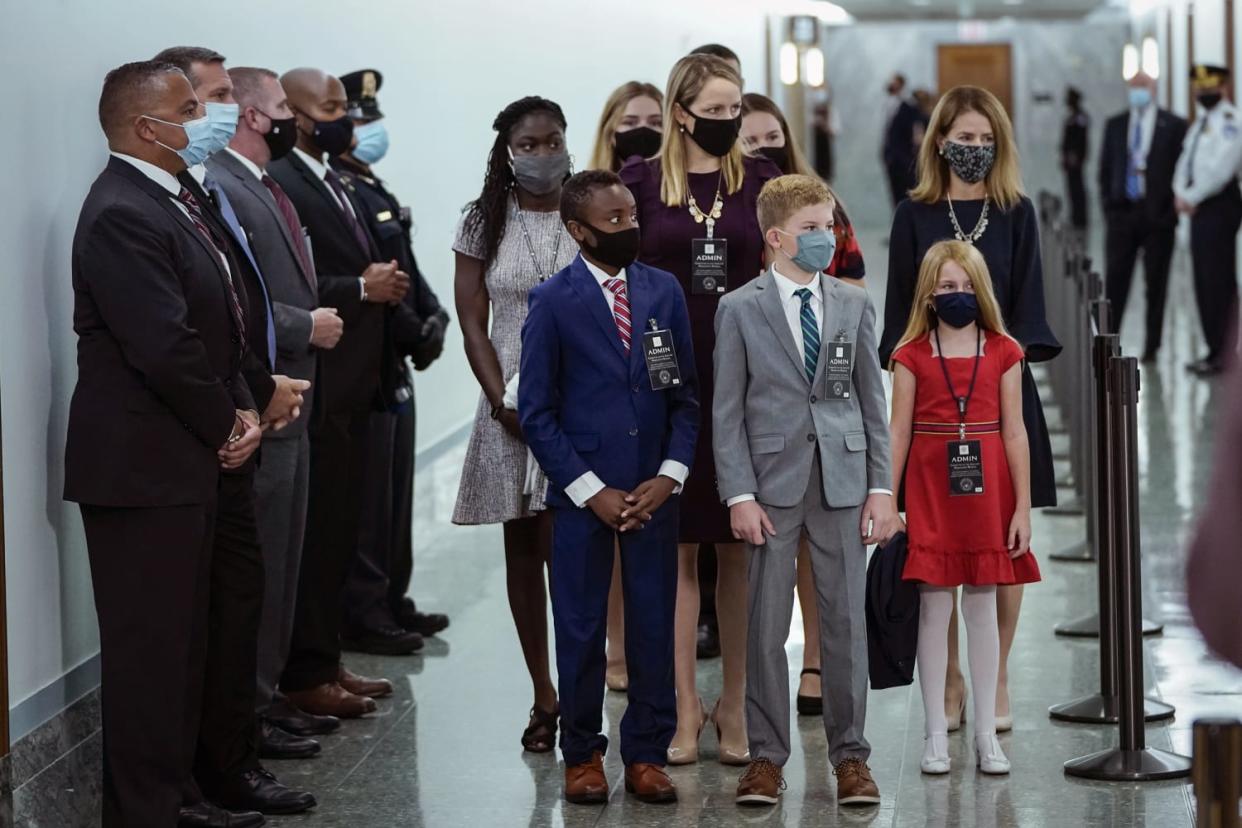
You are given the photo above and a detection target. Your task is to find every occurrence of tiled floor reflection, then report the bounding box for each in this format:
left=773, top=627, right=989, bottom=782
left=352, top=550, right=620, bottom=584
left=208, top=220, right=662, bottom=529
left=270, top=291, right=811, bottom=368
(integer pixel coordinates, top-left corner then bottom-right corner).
left=13, top=224, right=1241, bottom=827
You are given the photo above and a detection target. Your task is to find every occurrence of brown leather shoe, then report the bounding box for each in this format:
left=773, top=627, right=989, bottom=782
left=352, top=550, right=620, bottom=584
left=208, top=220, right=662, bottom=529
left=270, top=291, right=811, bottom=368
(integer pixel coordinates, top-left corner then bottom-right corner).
left=285, top=682, right=376, bottom=718
left=833, top=757, right=881, bottom=806
left=624, top=763, right=676, bottom=803
left=736, top=758, right=785, bottom=806
left=564, top=751, right=608, bottom=804
left=338, top=665, right=393, bottom=699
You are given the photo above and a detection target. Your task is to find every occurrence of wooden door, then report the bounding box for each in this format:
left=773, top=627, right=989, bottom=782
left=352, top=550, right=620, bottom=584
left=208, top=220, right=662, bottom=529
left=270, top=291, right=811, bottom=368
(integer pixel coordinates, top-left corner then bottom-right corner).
left=937, top=44, right=1014, bottom=116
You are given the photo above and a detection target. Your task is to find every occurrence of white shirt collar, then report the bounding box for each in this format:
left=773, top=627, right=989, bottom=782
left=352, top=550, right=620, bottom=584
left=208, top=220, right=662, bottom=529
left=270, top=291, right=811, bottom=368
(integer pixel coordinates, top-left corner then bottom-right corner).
left=224, top=146, right=264, bottom=181
left=771, top=264, right=821, bottom=303
left=188, top=163, right=208, bottom=185
left=110, top=151, right=181, bottom=197
left=581, top=254, right=627, bottom=286
left=293, top=146, right=328, bottom=179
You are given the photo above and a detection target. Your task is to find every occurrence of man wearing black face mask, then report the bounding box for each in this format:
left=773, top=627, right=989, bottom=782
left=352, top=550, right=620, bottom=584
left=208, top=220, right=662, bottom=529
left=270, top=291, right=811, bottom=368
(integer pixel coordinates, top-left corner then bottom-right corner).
left=1175, top=64, right=1242, bottom=376
left=268, top=67, right=417, bottom=718
left=206, top=66, right=346, bottom=753
left=331, top=69, right=452, bottom=647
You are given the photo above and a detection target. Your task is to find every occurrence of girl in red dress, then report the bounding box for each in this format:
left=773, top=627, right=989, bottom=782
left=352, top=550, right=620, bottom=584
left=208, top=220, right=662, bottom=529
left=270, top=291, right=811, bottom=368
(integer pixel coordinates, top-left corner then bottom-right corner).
left=888, top=240, right=1040, bottom=777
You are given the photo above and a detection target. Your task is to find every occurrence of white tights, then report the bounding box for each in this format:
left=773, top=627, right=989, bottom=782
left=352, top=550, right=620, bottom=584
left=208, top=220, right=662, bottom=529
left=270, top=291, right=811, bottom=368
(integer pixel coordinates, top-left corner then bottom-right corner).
left=917, top=585, right=1000, bottom=737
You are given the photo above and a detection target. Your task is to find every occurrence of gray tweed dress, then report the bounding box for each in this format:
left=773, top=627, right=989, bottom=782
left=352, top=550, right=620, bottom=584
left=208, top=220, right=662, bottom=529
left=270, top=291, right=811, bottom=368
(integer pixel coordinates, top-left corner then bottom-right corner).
left=451, top=199, right=578, bottom=525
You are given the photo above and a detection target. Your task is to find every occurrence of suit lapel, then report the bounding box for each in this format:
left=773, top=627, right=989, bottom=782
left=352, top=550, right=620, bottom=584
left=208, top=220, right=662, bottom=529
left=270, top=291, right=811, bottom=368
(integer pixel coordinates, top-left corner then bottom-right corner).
left=811, top=275, right=841, bottom=388
left=567, top=258, right=629, bottom=367
left=757, top=269, right=809, bottom=382
left=218, top=153, right=313, bottom=286
left=288, top=152, right=360, bottom=243
left=626, top=265, right=652, bottom=380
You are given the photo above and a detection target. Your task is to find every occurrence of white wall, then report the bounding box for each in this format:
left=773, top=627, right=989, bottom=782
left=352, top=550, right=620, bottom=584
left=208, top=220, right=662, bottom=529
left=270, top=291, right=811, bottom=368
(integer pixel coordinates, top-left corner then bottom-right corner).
left=0, top=0, right=773, bottom=736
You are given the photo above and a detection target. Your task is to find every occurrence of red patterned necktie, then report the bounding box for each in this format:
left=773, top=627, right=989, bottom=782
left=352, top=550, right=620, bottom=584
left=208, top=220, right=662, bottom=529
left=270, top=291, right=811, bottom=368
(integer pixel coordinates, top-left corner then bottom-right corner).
left=604, top=277, right=631, bottom=353
left=261, top=174, right=315, bottom=286
left=178, top=186, right=247, bottom=344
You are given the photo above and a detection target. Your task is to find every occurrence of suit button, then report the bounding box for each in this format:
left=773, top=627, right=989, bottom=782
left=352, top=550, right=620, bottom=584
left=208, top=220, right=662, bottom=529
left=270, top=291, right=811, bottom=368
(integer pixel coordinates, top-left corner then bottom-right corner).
left=807, top=433, right=816, bottom=443
left=629, top=428, right=639, bottom=437
left=810, top=395, right=818, bottom=404
left=633, top=385, right=640, bottom=393
left=231, top=335, right=240, bottom=344
left=224, top=378, right=232, bottom=387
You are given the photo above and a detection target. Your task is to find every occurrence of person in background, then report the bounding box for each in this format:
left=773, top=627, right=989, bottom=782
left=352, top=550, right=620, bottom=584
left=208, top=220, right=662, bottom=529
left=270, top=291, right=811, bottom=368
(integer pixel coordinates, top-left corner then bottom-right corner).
left=269, top=67, right=414, bottom=718
left=1061, top=86, right=1090, bottom=235
left=690, top=42, right=742, bottom=76
left=334, top=69, right=452, bottom=653
left=520, top=170, right=699, bottom=805
left=1099, top=71, right=1186, bottom=363
left=620, top=53, right=781, bottom=767
left=68, top=60, right=264, bottom=828
left=590, top=81, right=664, bottom=173
left=205, top=64, right=342, bottom=762
left=453, top=96, right=578, bottom=753
left=810, top=89, right=841, bottom=183
left=880, top=85, right=1060, bottom=737
left=1174, top=63, right=1242, bottom=377
left=882, top=73, right=924, bottom=210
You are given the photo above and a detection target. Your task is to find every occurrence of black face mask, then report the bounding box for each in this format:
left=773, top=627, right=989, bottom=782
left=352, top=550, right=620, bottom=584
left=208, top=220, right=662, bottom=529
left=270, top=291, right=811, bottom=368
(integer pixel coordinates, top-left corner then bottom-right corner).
left=613, top=126, right=662, bottom=163
left=300, top=112, right=354, bottom=156
left=261, top=113, right=298, bottom=161
left=757, top=145, right=790, bottom=173
left=686, top=113, right=741, bottom=157
left=579, top=223, right=640, bottom=270
left=933, top=292, right=980, bottom=328
left=1197, top=92, right=1223, bottom=110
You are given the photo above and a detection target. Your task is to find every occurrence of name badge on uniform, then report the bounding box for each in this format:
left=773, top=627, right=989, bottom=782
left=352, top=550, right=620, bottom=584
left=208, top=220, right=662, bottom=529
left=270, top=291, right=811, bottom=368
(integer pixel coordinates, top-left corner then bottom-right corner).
left=691, top=238, right=728, bottom=294
left=823, top=337, right=854, bottom=399
left=642, top=320, right=681, bottom=391
left=947, top=440, right=984, bottom=495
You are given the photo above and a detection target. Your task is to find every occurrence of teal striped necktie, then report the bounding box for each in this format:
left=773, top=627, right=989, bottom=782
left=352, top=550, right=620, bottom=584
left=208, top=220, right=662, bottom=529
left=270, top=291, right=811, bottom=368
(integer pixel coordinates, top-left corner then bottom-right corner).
left=795, top=287, right=820, bottom=382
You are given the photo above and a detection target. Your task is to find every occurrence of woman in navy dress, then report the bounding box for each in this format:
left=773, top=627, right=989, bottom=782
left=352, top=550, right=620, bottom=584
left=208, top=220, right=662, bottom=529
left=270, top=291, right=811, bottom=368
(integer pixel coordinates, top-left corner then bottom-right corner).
left=621, top=54, right=780, bottom=766
left=879, top=85, right=1061, bottom=736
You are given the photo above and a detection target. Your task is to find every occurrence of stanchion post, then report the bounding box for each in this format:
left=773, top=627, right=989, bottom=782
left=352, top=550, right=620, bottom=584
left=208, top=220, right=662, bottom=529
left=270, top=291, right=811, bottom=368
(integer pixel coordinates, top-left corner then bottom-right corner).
left=1193, top=718, right=1242, bottom=828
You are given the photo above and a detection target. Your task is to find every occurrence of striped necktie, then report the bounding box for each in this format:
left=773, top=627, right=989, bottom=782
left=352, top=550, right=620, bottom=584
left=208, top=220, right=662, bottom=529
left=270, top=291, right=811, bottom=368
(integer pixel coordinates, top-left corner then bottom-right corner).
left=178, top=187, right=247, bottom=345
left=604, top=277, right=631, bottom=353
left=795, top=287, right=820, bottom=382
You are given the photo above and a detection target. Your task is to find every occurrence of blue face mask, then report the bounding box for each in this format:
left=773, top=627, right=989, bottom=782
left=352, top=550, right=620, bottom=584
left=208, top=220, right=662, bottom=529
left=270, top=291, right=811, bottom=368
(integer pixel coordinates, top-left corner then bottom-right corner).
left=1128, top=87, right=1153, bottom=110
left=143, top=113, right=216, bottom=167
left=202, top=101, right=239, bottom=157
left=778, top=228, right=837, bottom=274
left=352, top=120, right=390, bottom=165
left=933, top=291, right=980, bottom=328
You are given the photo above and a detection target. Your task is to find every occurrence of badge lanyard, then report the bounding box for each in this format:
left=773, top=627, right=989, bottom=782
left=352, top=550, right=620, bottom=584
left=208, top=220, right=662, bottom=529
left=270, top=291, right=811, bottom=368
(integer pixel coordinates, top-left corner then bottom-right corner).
left=934, top=327, right=986, bottom=496
left=933, top=326, right=982, bottom=440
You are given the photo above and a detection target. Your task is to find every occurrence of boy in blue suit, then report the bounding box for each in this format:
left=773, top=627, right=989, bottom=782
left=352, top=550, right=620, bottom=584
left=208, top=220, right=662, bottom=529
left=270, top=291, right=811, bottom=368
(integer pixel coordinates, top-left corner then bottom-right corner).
left=519, top=170, right=698, bottom=806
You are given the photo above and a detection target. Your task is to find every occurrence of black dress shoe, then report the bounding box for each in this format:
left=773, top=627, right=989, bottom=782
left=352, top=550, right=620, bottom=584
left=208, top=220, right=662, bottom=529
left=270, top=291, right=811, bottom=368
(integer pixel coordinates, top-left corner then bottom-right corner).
left=1187, top=358, right=1224, bottom=376
left=1141, top=348, right=1158, bottom=364
left=696, top=620, right=721, bottom=659
left=213, top=768, right=317, bottom=815
left=342, top=624, right=424, bottom=655
left=266, top=698, right=340, bottom=736
left=259, top=718, right=321, bottom=759
left=396, top=606, right=450, bottom=637
left=178, top=801, right=265, bottom=827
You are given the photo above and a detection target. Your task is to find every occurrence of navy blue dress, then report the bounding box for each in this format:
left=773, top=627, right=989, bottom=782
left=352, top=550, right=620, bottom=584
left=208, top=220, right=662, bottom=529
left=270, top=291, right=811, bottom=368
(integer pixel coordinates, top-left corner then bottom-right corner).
left=879, top=195, right=1061, bottom=508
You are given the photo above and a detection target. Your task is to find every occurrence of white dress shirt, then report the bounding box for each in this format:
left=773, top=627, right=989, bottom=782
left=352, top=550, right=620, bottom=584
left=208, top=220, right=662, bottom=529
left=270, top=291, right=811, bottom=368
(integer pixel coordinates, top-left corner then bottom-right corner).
left=292, top=146, right=368, bottom=299
left=562, top=255, right=689, bottom=508
left=1127, top=104, right=1158, bottom=197
left=225, top=146, right=264, bottom=180
left=726, top=265, right=891, bottom=508
left=1174, top=100, right=1242, bottom=207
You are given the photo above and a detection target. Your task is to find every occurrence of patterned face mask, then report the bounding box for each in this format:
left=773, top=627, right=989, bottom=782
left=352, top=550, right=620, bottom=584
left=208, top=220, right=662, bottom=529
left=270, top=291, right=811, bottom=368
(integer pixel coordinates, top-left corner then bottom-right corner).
left=941, top=141, right=996, bottom=184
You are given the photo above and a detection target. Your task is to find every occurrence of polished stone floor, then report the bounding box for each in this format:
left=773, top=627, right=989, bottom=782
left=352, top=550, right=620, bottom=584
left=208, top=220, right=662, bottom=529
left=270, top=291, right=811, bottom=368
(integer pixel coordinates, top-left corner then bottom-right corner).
left=12, top=222, right=1242, bottom=827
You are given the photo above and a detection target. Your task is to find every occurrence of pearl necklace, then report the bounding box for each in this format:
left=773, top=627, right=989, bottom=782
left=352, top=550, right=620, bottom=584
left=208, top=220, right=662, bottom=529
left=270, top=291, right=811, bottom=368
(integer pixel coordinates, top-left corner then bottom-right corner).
left=947, top=196, right=990, bottom=244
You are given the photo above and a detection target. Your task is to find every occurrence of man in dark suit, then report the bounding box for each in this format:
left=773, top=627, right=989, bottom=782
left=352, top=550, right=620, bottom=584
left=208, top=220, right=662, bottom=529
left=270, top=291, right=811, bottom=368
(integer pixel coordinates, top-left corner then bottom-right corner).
left=1061, top=86, right=1090, bottom=234
left=207, top=66, right=345, bottom=750
left=1099, top=70, right=1188, bottom=362
left=268, top=67, right=416, bottom=717
left=333, top=68, right=451, bottom=649
left=881, top=74, right=923, bottom=209
left=154, top=46, right=316, bottom=819
left=66, top=60, right=264, bottom=828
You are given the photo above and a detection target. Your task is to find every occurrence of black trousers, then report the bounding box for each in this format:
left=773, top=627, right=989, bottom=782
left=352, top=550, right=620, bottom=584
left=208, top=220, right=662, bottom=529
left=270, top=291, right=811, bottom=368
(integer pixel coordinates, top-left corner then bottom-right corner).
left=194, top=471, right=264, bottom=792
left=1105, top=205, right=1176, bottom=354
left=1065, top=165, right=1088, bottom=231
left=283, top=407, right=371, bottom=690
left=387, top=402, right=417, bottom=612
left=1190, top=187, right=1242, bottom=362
left=83, top=501, right=215, bottom=828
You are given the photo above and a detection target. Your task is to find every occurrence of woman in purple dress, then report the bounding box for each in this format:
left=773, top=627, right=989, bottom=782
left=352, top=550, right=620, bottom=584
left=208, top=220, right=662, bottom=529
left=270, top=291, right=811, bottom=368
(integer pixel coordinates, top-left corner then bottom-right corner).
left=621, top=54, right=780, bottom=765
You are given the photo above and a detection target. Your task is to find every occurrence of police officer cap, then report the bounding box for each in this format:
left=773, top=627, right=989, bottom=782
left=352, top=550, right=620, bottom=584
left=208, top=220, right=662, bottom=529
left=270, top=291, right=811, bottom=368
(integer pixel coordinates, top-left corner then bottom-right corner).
left=1191, top=64, right=1230, bottom=91
left=340, top=69, right=383, bottom=119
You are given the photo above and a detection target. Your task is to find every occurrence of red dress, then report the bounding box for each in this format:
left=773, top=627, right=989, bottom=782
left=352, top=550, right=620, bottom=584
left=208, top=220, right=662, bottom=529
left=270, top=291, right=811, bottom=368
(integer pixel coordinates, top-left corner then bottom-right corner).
left=893, top=331, right=1041, bottom=587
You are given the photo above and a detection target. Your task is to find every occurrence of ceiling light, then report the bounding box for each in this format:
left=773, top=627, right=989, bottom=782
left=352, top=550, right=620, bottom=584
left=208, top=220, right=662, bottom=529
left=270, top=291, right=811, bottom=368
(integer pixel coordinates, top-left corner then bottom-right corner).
left=780, top=42, right=799, bottom=86
left=1122, top=43, right=1139, bottom=81
left=1141, top=36, right=1160, bottom=78
left=805, top=47, right=825, bottom=87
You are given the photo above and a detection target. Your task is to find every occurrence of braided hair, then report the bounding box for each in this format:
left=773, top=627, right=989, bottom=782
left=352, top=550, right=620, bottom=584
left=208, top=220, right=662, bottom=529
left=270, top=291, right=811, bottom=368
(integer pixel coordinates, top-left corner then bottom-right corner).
left=463, top=96, right=567, bottom=272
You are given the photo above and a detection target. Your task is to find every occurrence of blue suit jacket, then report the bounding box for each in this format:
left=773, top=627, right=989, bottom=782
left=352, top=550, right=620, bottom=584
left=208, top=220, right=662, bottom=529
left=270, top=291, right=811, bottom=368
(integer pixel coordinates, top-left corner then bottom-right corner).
left=519, top=256, right=699, bottom=511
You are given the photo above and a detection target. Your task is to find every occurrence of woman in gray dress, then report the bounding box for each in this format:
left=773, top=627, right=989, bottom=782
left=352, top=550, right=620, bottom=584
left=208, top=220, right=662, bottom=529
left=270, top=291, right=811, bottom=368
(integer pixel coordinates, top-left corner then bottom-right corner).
left=453, top=96, right=577, bottom=753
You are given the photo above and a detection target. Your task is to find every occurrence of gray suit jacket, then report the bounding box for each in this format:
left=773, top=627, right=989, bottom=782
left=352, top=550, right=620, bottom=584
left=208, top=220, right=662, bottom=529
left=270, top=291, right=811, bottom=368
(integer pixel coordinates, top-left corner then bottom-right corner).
left=206, top=150, right=319, bottom=439
left=712, top=269, right=891, bottom=509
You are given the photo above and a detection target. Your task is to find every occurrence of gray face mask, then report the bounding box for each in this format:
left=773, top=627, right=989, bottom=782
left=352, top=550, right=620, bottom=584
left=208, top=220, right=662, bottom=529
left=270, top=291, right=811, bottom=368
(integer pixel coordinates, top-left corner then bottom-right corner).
left=510, top=150, right=571, bottom=195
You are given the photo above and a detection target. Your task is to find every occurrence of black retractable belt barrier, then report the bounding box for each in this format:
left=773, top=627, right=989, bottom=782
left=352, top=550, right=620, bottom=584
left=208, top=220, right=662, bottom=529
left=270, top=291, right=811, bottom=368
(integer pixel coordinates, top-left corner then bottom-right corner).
left=1193, top=718, right=1242, bottom=828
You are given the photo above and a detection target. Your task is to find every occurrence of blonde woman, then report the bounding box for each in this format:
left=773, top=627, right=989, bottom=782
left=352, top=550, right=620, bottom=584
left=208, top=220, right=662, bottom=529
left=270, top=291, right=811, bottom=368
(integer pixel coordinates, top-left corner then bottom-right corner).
left=878, top=85, right=1059, bottom=735
left=888, top=240, right=1040, bottom=775
left=619, top=54, right=780, bottom=765
left=589, top=81, right=664, bottom=173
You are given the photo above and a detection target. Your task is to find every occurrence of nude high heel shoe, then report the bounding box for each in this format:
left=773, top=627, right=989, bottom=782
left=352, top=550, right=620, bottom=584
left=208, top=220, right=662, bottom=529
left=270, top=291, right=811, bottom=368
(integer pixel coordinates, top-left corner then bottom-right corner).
left=666, top=696, right=707, bottom=765
left=710, top=698, right=750, bottom=766
left=946, top=688, right=968, bottom=733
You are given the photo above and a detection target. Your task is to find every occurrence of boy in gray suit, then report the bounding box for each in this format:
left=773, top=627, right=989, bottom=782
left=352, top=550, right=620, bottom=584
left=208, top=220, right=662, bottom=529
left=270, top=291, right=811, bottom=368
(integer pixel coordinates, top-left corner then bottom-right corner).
left=713, top=175, right=899, bottom=807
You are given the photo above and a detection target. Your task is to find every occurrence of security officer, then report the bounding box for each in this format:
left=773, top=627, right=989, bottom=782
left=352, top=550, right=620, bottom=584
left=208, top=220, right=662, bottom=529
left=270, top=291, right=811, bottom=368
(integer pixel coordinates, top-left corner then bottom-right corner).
left=333, top=68, right=452, bottom=641
left=1175, top=63, right=1242, bottom=376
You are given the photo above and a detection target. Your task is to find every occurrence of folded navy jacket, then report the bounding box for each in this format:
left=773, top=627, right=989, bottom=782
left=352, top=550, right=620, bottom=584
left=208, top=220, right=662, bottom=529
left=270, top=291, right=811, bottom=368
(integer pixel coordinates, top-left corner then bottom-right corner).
left=865, top=532, right=920, bottom=690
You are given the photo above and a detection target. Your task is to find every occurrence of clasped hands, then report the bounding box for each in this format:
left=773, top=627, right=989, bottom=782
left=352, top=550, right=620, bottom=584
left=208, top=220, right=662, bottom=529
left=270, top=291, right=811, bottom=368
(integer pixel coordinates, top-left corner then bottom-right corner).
left=586, top=476, right=677, bottom=532
left=730, top=492, right=903, bottom=547
left=218, top=409, right=261, bottom=468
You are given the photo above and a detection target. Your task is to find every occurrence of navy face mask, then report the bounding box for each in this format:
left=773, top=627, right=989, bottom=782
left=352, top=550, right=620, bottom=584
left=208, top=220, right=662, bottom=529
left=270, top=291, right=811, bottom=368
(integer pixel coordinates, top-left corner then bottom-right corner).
left=933, top=291, right=980, bottom=328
